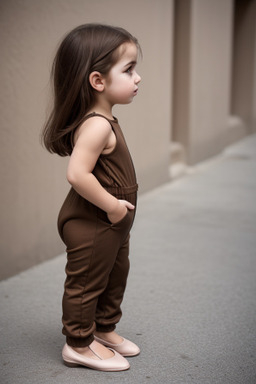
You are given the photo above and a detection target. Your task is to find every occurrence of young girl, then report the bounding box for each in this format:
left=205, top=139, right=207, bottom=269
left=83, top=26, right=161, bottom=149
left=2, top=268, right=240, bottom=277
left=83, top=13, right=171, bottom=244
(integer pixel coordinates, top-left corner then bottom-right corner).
left=42, top=24, right=141, bottom=371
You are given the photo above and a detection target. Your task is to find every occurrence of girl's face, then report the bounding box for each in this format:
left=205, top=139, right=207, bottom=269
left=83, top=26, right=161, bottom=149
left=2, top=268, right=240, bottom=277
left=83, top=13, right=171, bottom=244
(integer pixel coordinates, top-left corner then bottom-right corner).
left=104, top=42, right=141, bottom=106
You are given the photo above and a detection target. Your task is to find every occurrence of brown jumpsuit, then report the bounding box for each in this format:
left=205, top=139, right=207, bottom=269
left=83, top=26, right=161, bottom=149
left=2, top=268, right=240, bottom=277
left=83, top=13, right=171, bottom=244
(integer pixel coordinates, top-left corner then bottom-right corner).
left=58, top=113, right=138, bottom=348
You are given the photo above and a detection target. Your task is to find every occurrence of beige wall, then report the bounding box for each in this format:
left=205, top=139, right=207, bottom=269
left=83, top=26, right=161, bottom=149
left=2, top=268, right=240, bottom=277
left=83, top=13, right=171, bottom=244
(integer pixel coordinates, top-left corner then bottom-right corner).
left=0, top=0, right=173, bottom=279
left=1, top=0, right=256, bottom=280
left=172, top=0, right=256, bottom=167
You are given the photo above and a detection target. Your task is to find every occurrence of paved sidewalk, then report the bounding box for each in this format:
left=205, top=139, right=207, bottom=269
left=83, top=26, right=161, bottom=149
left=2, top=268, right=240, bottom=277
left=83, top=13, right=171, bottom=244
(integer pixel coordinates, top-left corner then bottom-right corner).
left=1, top=134, right=256, bottom=384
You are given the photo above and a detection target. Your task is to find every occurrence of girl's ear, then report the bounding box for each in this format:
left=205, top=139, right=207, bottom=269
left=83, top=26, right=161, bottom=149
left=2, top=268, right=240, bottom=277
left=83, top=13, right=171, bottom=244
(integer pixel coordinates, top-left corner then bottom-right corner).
left=89, top=71, right=105, bottom=92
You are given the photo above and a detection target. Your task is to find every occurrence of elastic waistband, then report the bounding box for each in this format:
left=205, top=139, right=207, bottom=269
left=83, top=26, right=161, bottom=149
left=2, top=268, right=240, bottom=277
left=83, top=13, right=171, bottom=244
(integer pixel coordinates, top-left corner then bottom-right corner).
left=103, top=183, right=138, bottom=195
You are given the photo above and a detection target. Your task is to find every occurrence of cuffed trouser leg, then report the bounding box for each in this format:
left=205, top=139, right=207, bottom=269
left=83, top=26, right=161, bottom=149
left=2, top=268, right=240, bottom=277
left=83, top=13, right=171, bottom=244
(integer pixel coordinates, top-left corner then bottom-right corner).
left=61, top=216, right=98, bottom=347
left=95, top=235, right=130, bottom=332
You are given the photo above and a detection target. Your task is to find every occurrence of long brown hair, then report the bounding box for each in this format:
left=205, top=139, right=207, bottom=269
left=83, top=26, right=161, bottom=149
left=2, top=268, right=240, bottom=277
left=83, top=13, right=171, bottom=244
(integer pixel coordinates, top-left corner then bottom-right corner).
left=42, top=24, right=140, bottom=156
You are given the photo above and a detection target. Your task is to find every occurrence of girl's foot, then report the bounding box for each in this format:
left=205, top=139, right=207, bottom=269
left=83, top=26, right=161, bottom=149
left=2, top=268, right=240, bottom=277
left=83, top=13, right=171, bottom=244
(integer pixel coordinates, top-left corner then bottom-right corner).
left=94, top=331, right=140, bottom=357
left=62, top=342, right=130, bottom=371
left=72, top=340, right=114, bottom=359
left=94, top=330, right=123, bottom=344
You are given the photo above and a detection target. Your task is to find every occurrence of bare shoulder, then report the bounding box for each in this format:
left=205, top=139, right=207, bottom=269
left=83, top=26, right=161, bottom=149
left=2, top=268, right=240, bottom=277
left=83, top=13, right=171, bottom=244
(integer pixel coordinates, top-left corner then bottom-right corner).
left=79, top=116, right=112, bottom=136
left=74, top=116, right=112, bottom=145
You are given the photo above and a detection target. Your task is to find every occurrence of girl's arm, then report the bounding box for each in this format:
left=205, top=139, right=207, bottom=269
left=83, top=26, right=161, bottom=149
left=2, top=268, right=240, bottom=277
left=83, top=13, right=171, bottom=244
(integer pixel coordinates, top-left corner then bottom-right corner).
left=67, top=116, right=134, bottom=223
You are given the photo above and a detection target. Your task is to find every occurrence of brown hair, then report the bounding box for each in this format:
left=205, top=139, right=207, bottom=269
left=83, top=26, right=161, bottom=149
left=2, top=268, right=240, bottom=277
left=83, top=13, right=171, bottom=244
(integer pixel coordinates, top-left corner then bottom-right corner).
left=42, top=24, right=140, bottom=156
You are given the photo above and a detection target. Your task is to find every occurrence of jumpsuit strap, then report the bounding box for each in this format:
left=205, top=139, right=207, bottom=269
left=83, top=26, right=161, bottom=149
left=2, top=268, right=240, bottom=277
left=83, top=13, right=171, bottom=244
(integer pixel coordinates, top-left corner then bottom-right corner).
left=83, top=112, right=117, bottom=124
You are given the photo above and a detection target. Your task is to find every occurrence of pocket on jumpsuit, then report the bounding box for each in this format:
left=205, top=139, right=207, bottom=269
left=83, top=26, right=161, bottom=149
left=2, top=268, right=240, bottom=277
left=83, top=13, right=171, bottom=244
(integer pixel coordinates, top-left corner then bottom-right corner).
left=110, top=209, right=130, bottom=227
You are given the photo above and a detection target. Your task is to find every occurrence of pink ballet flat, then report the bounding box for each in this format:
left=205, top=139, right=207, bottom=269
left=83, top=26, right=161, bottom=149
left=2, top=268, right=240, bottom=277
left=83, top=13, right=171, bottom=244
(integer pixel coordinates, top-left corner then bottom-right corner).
left=94, top=335, right=140, bottom=357
left=62, top=343, right=130, bottom=371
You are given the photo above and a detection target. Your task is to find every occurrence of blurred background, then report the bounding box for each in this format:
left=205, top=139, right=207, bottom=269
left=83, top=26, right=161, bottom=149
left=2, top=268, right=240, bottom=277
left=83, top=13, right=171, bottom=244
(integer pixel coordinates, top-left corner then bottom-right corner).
left=0, top=0, right=255, bottom=280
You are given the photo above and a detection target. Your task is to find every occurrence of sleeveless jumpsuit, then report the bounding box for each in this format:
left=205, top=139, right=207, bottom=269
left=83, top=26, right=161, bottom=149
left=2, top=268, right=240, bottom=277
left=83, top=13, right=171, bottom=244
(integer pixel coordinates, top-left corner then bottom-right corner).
left=57, top=113, right=138, bottom=348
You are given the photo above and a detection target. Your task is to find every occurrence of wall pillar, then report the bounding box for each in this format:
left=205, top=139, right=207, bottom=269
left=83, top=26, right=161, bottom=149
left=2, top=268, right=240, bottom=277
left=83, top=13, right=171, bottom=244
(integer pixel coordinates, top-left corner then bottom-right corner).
left=173, top=0, right=234, bottom=165
left=231, top=0, right=256, bottom=134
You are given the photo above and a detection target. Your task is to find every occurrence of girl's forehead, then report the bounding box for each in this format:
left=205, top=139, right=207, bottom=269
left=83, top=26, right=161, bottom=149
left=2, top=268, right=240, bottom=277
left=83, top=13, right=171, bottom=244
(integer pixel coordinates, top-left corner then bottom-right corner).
left=117, top=42, right=138, bottom=62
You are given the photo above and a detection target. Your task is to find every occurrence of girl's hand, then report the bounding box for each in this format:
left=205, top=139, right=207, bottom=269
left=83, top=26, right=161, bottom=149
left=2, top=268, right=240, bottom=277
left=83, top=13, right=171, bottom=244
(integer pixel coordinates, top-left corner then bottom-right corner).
left=107, top=200, right=135, bottom=224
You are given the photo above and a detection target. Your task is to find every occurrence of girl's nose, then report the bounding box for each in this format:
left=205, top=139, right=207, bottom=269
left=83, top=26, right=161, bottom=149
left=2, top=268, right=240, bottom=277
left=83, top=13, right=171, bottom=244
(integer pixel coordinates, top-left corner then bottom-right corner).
left=135, top=72, right=141, bottom=84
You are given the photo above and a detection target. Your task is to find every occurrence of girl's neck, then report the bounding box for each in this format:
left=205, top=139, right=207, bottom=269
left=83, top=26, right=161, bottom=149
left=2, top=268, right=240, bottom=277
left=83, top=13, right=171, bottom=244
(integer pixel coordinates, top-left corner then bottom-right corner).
left=88, top=96, right=115, bottom=121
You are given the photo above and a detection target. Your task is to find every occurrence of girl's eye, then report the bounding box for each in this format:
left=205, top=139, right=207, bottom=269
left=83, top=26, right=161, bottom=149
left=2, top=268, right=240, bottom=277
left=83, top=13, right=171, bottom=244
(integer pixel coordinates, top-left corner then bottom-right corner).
left=126, top=66, right=133, bottom=74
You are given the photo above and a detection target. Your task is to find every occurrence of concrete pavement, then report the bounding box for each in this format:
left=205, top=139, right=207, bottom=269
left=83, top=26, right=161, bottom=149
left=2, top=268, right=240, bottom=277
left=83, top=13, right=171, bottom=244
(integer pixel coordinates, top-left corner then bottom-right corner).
left=1, top=134, right=256, bottom=384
